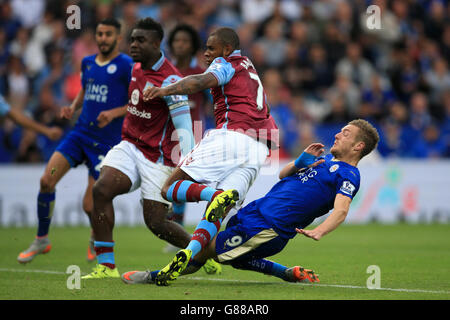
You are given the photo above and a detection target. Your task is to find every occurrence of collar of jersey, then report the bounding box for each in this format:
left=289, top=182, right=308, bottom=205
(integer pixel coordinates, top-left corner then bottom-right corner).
left=151, top=51, right=165, bottom=71
left=229, top=50, right=241, bottom=58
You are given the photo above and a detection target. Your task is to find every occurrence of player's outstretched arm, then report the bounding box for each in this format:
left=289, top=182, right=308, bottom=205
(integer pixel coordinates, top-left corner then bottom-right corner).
left=97, top=105, right=127, bottom=128
left=143, top=73, right=218, bottom=101
left=279, top=143, right=325, bottom=179
left=7, top=108, right=63, bottom=141
left=296, top=194, right=351, bottom=241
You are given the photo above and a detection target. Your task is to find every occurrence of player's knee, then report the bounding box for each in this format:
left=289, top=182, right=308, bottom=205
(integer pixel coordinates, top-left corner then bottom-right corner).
left=160, top=185, right=170, bottom=201
left=39, top=175, right=56, bottom=192
left=92, top=179, right=113, bottom=202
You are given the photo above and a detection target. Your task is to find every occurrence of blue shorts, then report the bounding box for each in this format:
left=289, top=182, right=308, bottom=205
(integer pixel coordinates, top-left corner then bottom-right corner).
left=55, top=130, right=114, bottom=179
left=215, top=201, right=288, bottom=263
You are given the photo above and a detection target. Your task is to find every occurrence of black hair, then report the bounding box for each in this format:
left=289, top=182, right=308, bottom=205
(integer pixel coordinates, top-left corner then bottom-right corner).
left=210, top=27, right=240, bottom=50
left=97, top=18, right=121, bottom=32
left=134, top=17, right=164, bottom=41
left=168, top=24, right=201, bottom=55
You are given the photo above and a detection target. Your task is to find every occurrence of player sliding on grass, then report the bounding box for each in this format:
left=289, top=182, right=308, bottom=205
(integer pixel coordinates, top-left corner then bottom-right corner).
left=17, top=18, right=133, bottom=264
left=122, top=119, right=380, bottom=285
left=141, top=27, right=278, bottom=285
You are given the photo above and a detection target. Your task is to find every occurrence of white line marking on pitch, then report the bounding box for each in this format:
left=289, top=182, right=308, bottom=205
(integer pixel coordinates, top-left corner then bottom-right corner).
left=1, top=268, right=449, bottom=295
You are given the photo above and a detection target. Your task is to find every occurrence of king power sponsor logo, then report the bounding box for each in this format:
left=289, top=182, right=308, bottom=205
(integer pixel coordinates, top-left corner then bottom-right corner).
left=84, top=83, right=108, bottom=103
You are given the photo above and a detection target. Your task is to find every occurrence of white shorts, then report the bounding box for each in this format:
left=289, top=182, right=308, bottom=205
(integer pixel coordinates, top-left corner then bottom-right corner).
left=179, top=129, right=269, bottom=206
left=101, top=140, right=173, bottom=205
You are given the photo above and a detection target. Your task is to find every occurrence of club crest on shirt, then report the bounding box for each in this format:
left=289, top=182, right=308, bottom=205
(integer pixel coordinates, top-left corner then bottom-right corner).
left=131, top=89, right=139, bottom=105
left=329, top=164, right=339, bottom=173
left=107, top=64, right=117, bottom=74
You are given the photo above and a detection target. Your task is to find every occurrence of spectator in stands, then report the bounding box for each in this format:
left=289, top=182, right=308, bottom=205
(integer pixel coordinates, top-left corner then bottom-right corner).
left=0, top=1, right=22, bottom=41
left=336, top=42, right=375, bottom=88
left=299, top=43, right=334, bottom=96
left=1, top=0, right=450, bottom=162
left=377, top=118, right=427, bottom=158
left=262, top=68, right=298, bottom=156
left=440, top=91, right=450, bottom=157
left=5, top=55, right=29, bottom=110
left=424, top=57, right=450, bottom=105
left=322, top=92, right=353, bottom=125
left=325, top=74, right=360, bottom=117
left=422, top=122, right=447, bottom=158
left=34, top=46, right=71, bottom=106
left=409, top=92, right=433, bottom=133
left=360, top=73, right=396, bottom=121
left=256, top=18, right=288, bottom=68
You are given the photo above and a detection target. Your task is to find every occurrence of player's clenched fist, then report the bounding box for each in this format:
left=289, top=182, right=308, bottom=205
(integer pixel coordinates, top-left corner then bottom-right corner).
left=45, top=127, right=63, bottom=141
left=60, top=106, right=75, bottom=120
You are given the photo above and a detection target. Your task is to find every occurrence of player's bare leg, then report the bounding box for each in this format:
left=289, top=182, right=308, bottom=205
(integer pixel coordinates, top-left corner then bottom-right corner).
left=83, top=175, right=96, bottom=262
left=18, top=152, right=71, bottom=263
left=142, top=199, right=191, bottom=249
left=90, top=166, right=131, bottom=242
left=82, top=166, right=131, bottom=279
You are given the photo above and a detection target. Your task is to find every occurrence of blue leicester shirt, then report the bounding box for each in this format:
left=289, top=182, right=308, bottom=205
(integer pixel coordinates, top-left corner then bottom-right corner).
left=253, top=154, right=361, bottom=239
left=75, top=53, right=133, bottom=145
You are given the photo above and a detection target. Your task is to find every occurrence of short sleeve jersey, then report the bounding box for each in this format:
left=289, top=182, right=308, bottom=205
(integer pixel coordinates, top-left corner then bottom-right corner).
left=76, top=53, right=133, bottom=146
left=205, top=50, right=278, bottom=148
left=253, top=154, right=361, bottom=239
left=121, top=53, right=190, bottom=167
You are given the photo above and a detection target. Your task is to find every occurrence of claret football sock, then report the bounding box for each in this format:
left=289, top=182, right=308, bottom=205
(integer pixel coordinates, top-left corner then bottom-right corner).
left=186, top=216, right=222, bottom=258
left=36, top=191, right=55, bottom=237
left=166, top=180, right=222, bottom=203
left=94, top=241, right=116, bottom=269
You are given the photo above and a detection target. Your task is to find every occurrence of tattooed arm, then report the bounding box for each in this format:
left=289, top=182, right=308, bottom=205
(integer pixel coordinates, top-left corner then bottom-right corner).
left=143, top=73, right=218, bottom=101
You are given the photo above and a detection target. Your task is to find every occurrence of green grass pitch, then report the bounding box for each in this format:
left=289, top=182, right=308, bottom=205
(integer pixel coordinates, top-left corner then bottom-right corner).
left=0, top=224, right=449, bottom=300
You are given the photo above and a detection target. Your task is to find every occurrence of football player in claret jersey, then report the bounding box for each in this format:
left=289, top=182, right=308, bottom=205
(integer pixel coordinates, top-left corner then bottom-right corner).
left=134, top=27, right=279, bottom=285
left=17, top=18, right=133, bottom=264
left=82, top=18, right=205, bottom=279
left=162, top=24, right=211, bottom=252
left=122, top=120, right=380, bottom=285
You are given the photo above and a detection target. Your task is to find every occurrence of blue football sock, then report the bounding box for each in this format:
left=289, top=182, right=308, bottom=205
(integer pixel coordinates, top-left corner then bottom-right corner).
left=232, top=259, right=288, bottom=280
left=171, top=202, right=185, bottom=225
left=37, top=192, right=55, bottom=237
left=150, top=270, right=159, bottom=281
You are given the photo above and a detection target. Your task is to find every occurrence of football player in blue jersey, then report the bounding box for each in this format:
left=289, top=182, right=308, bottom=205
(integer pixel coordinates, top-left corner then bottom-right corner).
left=121, top=119, right=380, bottom=285
left=18, top=18, right=134, bottom=264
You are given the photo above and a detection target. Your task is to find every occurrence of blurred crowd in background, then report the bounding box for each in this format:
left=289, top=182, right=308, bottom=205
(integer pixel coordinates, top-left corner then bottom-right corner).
left=1, top=0, right=450, bottom=163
